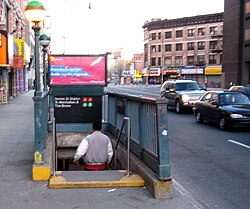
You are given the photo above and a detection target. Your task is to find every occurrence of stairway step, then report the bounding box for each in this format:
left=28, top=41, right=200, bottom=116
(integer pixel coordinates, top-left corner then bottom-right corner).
left=49, top=170, right=144, bottom=188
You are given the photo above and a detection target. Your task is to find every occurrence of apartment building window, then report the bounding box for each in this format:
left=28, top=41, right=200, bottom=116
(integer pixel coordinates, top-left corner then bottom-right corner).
left=197, top=55, right=205, bottom=65
left=245, top=29, right=250, bottom=40
left=165, top=31, right=172, bottom=39
left=151, top=57, right=156, bottom=66
left=187, top=42, right=195, bottom=50
left=210, top=26, right=217, bottom=35
left=151, top=45, right=156, bottom=53
left=198, top=28, right=205, bottom=36
left=176, top=43, right=183, bottom=51
left=246, top=2, right=250, bottom=14
left=158, top=57, right=161, bottom=66
left=198, top=41, right=205, bottom=50
left=158, top=32, right=161, bottom=39
left=209, top=41, right=217, bottom=49
left=144, top=44, right=148, bottom=62
left=176, top=30, right=183, bottom=38
left=175, top=56, right=183, bottom=65
left=164, top=57, right=172, bottom=66
left=209, top=55, right=216, bottom=65
left=187, top=56, right=194, bottom=65
left=151, top=33, right=156, bottom=40
left=165, top=44, right=172, bottom=52
left=188, top=28, right=195, bottom=37
left=158, top=45, right=161, bottom=52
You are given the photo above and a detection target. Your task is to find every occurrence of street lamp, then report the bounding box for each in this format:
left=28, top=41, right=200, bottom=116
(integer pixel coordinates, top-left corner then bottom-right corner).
left=39, top=34, right=51, bottom=91
left=25, top=1, right=46, bottom=164
left=25, top=1, right=46, bottom=95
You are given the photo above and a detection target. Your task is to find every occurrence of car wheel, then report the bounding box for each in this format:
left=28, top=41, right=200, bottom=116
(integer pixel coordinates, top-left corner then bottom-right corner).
left=175, top=100, right=183, bottom=113
left=196, top=111, right=204, bottom=123
left=219, top=117, right=227, bottom=130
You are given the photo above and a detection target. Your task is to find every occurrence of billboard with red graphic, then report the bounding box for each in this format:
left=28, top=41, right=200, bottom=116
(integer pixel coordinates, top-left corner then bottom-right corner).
left=49, top=54, right=107, bottom=86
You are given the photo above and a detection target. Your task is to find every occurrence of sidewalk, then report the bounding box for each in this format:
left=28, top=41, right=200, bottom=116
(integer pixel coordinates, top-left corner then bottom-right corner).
left=0, top=90, right=205, bottom=209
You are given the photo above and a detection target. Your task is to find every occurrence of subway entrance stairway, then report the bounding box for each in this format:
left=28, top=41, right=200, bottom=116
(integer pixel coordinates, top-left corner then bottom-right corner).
left=46, top=132, right=145, bottom=189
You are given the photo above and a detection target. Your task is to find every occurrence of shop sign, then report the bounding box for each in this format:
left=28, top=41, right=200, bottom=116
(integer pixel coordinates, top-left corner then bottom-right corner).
left=205, top=67, right=222, bottom=75
left=181, top=67, right=204, bottom=74
left=13, top=56, right=24, bottom=68
left=14, top=38, right=25, bottom=61
left=164, top=68, right=179, bottom=74
left=135, top=70, right=142, bottom=78
left=149, top=67, right=160, bottom=76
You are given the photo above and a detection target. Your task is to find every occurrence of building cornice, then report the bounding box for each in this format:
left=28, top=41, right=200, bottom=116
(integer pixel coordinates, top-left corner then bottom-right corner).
left=143, top=12, right=223, bottom=31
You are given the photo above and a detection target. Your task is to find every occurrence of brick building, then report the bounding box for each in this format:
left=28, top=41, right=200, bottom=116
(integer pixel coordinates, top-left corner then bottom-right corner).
left=143, top=12, right=223, bottom=87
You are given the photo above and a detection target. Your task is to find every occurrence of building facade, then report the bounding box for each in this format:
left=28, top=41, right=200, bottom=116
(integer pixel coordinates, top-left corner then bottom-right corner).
left=0, top=0, right=33, bottom=104
left=222, top=0, right=250, bottom=87
left=143, top=13, right=223, bottom=87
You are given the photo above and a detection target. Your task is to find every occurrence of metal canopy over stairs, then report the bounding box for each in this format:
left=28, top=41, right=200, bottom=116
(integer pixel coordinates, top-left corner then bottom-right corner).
left=49, top=170, right=144, bottom=189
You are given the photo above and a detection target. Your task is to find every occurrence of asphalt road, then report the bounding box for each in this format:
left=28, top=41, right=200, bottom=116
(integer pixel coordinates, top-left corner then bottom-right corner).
left=106, top=84, right=250, bottom=209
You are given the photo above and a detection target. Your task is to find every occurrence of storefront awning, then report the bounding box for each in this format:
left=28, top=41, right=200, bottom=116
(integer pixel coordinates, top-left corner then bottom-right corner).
left=0, top=64, right=11, bottom=69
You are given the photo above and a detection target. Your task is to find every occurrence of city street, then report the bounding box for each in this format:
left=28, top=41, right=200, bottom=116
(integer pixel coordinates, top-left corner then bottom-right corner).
left=106, top=84, right=250, bottom=209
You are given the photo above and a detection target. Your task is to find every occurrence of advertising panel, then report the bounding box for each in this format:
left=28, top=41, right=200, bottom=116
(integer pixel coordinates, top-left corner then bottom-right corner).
left=49, top=55, right=107, bottom=86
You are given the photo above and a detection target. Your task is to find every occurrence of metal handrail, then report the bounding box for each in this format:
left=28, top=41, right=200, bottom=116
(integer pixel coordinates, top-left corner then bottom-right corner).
left=52, top=118, right=57, bottom=176
left=110, top=117, right=131, bottom=176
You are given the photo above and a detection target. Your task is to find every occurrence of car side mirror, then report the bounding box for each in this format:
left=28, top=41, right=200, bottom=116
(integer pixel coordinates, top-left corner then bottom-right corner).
left=211, top=100, right=218, bottom=106
left=169, top=88, right=174, bottom=92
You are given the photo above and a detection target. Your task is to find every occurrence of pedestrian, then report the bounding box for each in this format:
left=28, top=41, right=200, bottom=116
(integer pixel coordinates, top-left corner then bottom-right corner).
left=73, top=120, right=113, bottom=171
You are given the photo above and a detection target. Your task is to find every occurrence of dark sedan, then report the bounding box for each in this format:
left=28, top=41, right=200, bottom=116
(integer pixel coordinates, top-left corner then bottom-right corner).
left=194, top=91, right=250, bottom=130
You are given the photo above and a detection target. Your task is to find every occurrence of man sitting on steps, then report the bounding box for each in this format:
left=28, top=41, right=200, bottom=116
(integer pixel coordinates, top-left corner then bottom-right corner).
left=73, top=120, right=113, bottom=171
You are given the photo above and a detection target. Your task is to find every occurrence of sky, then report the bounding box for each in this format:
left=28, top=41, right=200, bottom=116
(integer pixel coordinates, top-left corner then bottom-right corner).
left=41, top=0, right=224, bottom=59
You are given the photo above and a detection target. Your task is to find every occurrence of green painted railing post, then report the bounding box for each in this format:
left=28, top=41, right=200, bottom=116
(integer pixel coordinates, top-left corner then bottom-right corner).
left=156, top=97, right=171, bottom=179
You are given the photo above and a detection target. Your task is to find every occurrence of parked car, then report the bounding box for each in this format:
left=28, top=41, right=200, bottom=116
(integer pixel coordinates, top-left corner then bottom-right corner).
left=161, top=80, right=206, bottom=113
left=194, top=91, right=250, bottom=130
left=228, top=85, right=250, bottom=99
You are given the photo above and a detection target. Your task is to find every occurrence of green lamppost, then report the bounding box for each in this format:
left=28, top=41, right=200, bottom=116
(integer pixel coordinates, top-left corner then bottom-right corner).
left=25, top=1, right=46, bottom=164
left=39, top=34, right=51, bottom=91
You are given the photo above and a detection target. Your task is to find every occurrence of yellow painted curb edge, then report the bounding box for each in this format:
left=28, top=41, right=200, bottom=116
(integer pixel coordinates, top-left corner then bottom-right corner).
left=49, top=174, right=144, bottom=189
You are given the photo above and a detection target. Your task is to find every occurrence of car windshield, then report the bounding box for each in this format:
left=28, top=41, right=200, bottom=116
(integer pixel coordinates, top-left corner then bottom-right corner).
left=176, top=82, right=199, bottom=91
left=245, top=87, right=250, bottom=94
left=220, top=93, right=250, bottom=105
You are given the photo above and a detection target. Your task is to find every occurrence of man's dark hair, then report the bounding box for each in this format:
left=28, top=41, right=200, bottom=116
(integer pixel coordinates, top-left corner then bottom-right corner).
left=92, top=120, right=102, bottom=131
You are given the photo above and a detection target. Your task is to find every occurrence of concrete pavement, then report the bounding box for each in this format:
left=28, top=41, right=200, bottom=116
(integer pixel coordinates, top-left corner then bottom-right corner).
left=0, top=90, right=206, bottom=209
